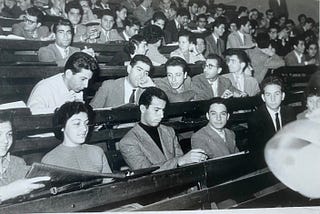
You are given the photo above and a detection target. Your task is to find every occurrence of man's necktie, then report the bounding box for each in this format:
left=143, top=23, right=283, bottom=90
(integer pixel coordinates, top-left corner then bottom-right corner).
left=129, top=89, right=136, bottom=104
left=275, top=113, right=281, bottom=131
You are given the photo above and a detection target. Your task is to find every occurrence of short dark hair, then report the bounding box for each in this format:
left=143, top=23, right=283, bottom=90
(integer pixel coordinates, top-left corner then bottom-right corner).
left=290, top=36, right=305, bottom=48
left=206, top=54, right=223, bottom=68
left=130, top=54, right=153, bottom=71
left=305, top=17, right=315, bottom=26
left=208, top=99, right=229, bottom=114
left=142, top=25, right=164, bottom=44
left=53, top=101, right=94, bottom=141
left=152, top=11, right=167, bottom=23
left=53, top=18, right=74, bottom=36
left=238, top=6, right=248, bottom=15
left=26, top=7, right=44, bottom=23
left=225, top=49, right=250, bottom=69
left=65, top=0, right=84, bottom=15
left=196, top=13, right=207, bottom=21
left=260, top=76, right=284, bottom=93
left=176, top=7, right=190, bottom=18
left=123, top=16, right=140, bottom=28
left=256, top=33, right=271, bottom=49
left=165, top=56, right=189, bottom=74
left=97, top=9, right=113, bottom=19
left=265, top=9, right=274, bottom=15
left=298, top=14, right=307, bottom=22
left=138, top=87, right=169, bottom=108
left=127, top=34, right=146, bottom=55
left=0, top=111, right=12, bottom=124
left=64, top=52, right=99, bottom=76
left=237, top=16, right=249, bottom=29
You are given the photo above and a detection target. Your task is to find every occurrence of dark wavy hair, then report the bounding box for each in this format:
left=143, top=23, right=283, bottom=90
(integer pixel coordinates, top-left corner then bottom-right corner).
left=53, top=102, right=94, bottom=141
left=64, top=52, right=99, bottom=77
left=138, top=87, right=169, bottom=108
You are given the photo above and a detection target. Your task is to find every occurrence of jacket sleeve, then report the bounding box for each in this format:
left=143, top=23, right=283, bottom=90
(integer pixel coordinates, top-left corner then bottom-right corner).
left=89, top=81, right=109, bottom=108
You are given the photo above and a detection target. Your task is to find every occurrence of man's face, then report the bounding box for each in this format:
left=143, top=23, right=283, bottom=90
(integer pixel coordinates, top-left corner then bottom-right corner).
left=266, top=11, right=274, bottom=20
left=135, top=41, right=148, bottom=55
left=196, top=38, right=205, bottom=54
left=23, top=14, right=38, bottom=32
left=127, top=61, right=150, bottom=87
left=117, top=8, right=127, bottom=20
left=68, top=8, right=81, bottom=25
left=0, top=122, right=13, bottom=157
left=189, top=3, right=198, bottom=15
left=167, top=65, right=187, bottom=90
left=262, top=84, right=285, bottom=111
left=197, top=17, right=207, bottom=28
left=307, top=95, right=320, bottom=113
left=215, top=7, right=224, bottom=16
left=294, top=40, right=305, bottom=54
left=307, top=44, right=318, bottom=58
left=268, top=28, right=278, bottom=40
left=141, top=97, right=166, bottom=127
left=5, top=0, right=15, bottom=8
left=66, top=68, right=93, bottom=92
left=178, top=36, right=189, bottom=52
left=126, top=24, right=140, bottom=37
left=242, top=21, right=251, bottom=34
left=64, top=112, right=89, bottom=145
left=206, top=103, right=229, bottom=131
left=214, top=24, right=225, bottom=37
left=177, top=15, right=189, bottom=26
left=229, top=23, right=237, bottom=32
left=101, top=15, right=114, bottom=31
left=226, top=55, right=243, bottom=74
left=55, top=25, right=72, bottom=48
left=250, top=11, right=258, bottom=20
left=17, top=0, right=29, bottom=11
left=203, top=59, right=221, bottom=80
left=153, top=19, right=165, bottom=29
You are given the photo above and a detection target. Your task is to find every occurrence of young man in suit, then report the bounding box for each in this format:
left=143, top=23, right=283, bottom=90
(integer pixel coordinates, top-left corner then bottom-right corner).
left=38, top=19, right=81, bottom=66
left=119, top=16, right=141, bottom=41
left=192, top=54, right=243, bottom=100
left=133, top=0, right=154, bottom=26
left=12, top=7, right=50, bottom=40
left=248, top=76, right=296, bottom=168
left=204, top=17, right=226, bottom=57
left=154, top=56, right=195, bottom=102
left=97, top=9, right=124, bottom=43
left=191, top=100, right=239, bottom=159
left=90, top=55, right=155, bottom=108
left=223, top=50, right=260, bottom=96
left=284, top=36, right=315, bottom=66
left=28, top=52, right=99, bottom=114
left=164, top=7, right=189, bottom=44
left=119, top=87, right=207, bottom=171
left=226, top=16, right=255, bottom=49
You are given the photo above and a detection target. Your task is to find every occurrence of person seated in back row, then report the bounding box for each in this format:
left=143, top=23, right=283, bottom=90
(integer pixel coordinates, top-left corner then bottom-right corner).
left=90, top=55, right=155, bottom=108
left=0, top=112, right=50, bottom=203
left=38, top=19, right=95, bottom=67
left=170, top=31, right=205, bottom=64
left=192, top=54, right=244, bottom=100
left=191, top=100, right=239, bottom=159
left=12, top=7, right=50, bottom=40
left=154, top=56, right=196, bottom=102
left=119, top=87, right=207, bottom=171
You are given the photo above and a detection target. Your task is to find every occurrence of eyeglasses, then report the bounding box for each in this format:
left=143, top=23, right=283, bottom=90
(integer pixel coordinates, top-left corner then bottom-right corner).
left=203, top=64, right=218, bottom=69
left=24, top=16, right=37, bottom=25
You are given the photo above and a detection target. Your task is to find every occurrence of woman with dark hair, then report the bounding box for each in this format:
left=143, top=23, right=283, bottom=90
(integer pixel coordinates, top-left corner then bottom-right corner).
left=41, top=102, right=113, bottom=182
left=0, top=112, right=50, bottom=202
left=109, top=34, right=148, bottom=66
left=114, top=5, right=128, bottom=28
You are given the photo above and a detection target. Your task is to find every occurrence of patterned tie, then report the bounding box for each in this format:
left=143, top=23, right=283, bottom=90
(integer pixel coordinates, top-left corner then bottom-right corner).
left=275, top=113, right=281, bottom=131
left=64, top=48, right=69, bottom=59
left=129, top=89, right=136, bottom=104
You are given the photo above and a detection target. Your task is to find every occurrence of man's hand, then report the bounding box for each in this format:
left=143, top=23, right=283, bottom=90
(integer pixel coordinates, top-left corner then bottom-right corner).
left=178, top=149, right=207, bottom=166
left=139, top=76, right=155, bottom=88
left=221, top=90, right=233, bottom=99
left=0, top=176, right=50, bottom=201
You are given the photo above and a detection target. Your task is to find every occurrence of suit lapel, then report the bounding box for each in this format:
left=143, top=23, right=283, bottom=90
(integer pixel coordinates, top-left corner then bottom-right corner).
left=262, top=105, right=277, bottom=133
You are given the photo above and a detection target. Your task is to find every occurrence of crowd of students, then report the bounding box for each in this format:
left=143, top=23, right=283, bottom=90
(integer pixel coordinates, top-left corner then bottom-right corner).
left=0, top=0, right=319, bottom=205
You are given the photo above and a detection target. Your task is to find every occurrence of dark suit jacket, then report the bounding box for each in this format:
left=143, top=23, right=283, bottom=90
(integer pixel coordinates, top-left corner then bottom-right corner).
left=269, top=0, right=288, bottom=18
left=248, top=104, right=296, bottom=167
left=205, top=34, right=225, bottom=57
left=164, top=19, right=180, bottom=44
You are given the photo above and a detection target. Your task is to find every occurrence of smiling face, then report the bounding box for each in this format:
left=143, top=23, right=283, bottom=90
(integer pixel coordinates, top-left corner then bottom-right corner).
left=0, top=121, right=13, bottom=157
left=206, top=103, right=229, bottom=131
left=178, top=35, right=190, bottom=52
left=140, top=96, right=166, bottom=127
left=63, top=112, right=89, bottom=146
left=117, top=8, right=127, bottom=21
left=306, top=44, right=318, bottom=58
left=55, top=24, right=72, bottom=48
left=262, top=84, right=285, bottom=111
left=101, top=14, right=114, bottom=31
left=127, top=61, right=150, bottom=87
left=65, top=68, right=93, bottom=92
left=67, top=8, right=81, bottom=25
left=166, top=65, right=187, bottom=90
